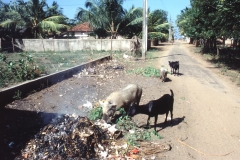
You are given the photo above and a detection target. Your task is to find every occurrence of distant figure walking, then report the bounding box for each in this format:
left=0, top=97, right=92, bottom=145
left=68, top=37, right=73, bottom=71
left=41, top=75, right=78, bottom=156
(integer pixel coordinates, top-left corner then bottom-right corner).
left=171, top=38, right=174, bottom=45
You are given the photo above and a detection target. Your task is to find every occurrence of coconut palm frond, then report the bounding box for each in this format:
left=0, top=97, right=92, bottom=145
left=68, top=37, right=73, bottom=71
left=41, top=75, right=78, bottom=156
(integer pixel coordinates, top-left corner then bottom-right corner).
left=154, top=23, right=169, bottom=30
left=123, top=7, right=142, bottom=21
left=148, top=32, right=167, bottom=39
left=0, top=19, right=21, bottom=28
left=39, top=20, right=68, bottom=32
left=44, top=16, right=66, bottom=23
left=127, top=17, right=143, bottom=26
left=115, top=23, right=121, bottom=32
left=178, top=19, right=187, bottom=26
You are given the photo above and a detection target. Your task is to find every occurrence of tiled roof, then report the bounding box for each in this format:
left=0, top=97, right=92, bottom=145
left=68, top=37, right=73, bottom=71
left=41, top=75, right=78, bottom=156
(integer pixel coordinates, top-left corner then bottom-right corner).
left=69, top=22, right=93, bottom=32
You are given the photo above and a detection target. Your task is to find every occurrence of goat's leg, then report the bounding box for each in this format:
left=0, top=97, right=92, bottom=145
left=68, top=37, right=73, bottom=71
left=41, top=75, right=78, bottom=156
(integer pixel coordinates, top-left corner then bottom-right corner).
left=146, top=116, right=151, bottom=129
left=165, top=111, right=169, bottom=123
left=154, top=115, right=158, bottom=131
left=170, top=111, right=173, bottom=125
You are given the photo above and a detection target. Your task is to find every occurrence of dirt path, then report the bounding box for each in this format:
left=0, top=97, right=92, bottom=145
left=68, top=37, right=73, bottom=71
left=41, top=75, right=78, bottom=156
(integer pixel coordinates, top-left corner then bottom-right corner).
left=154, top=41, right=240, bottom=159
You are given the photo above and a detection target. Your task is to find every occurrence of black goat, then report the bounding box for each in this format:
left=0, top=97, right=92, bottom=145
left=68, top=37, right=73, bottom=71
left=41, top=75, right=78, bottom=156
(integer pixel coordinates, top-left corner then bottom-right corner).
left=128, top=90, right=174, bottom=131
left=169, top=61, right=179, bottom=75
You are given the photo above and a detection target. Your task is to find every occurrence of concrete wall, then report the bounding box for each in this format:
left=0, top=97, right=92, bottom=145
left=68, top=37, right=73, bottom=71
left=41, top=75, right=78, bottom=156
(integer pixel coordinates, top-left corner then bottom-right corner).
left=15, top=39, right=133, bottom=52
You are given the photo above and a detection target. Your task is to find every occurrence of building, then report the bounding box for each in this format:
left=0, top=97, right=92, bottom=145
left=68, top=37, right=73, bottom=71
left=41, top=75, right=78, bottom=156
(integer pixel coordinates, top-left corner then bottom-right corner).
left=67, top=22, right=93, bottom=39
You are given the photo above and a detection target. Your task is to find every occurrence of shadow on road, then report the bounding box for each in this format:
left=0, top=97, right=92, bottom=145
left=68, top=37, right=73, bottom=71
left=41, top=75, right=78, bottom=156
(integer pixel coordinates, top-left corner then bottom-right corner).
left=138, top=116, right=186, bottom=132
left=169, top=73, right=184, bottom=76
left=156, top=116, right=186, bottom=132
left=146, top=54, right=186, bottom=60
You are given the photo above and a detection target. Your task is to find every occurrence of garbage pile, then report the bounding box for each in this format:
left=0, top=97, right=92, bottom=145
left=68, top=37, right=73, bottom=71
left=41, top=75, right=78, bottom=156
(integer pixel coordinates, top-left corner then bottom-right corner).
left=15, top=113, right=171, bottom=160
left=73, top=60, right=125, bottom=80
left=15, top=114, right=113, bottom=159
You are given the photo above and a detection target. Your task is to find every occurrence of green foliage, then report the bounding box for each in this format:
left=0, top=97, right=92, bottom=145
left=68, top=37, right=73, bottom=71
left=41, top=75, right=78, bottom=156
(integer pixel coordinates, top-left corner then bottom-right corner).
left=0, top=52, right=44, bottom=88
left=177, top=0, right=240, bottom=40
left=148, top=32, right=167, bottom=40
left=126, top=66, right=160, bottom=77
left=0, top=0, right=68, bottom=38
left=88, top=106, right=103, bottom=120
left=115, top=112, right=163, bottom=146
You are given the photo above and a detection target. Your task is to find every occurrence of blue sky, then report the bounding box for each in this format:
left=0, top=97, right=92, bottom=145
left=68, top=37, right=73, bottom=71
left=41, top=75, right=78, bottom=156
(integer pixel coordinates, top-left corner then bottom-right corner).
left=3, top=0, right=191, bottom=23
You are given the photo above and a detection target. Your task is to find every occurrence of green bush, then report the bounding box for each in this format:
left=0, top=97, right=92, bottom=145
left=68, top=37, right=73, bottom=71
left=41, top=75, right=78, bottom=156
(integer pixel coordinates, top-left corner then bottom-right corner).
left=0, top=52, right=45, bottom=88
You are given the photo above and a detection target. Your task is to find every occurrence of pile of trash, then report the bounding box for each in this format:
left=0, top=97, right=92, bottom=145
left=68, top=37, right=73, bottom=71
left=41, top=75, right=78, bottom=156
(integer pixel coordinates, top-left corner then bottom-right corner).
left=15, top=114, right=171, bottom=160
left=73, top=60, right=125, bottom=81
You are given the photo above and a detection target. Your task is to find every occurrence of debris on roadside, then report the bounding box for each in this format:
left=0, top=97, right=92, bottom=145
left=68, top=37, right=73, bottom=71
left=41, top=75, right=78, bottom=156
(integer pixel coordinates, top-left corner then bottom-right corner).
left=72, top=60, right=125, bottom=80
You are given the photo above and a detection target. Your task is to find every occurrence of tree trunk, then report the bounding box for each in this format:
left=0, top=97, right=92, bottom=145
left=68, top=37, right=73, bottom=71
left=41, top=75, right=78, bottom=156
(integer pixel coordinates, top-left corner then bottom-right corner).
left=189, top=38, right=194, bottom=44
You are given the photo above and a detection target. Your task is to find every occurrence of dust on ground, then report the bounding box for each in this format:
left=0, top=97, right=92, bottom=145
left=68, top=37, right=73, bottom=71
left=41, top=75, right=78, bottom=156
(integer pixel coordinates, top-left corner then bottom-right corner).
left=1, top=41, right=240, bottom=159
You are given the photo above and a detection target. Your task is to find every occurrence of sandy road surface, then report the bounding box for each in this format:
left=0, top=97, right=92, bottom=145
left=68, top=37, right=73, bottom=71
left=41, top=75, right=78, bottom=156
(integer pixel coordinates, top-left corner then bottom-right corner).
left=154, top=42, right=240, bottom=159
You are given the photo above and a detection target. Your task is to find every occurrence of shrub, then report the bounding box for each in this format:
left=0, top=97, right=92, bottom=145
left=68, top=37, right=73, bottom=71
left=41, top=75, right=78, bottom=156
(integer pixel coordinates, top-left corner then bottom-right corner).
left=0, top=52, right=45, bottom=88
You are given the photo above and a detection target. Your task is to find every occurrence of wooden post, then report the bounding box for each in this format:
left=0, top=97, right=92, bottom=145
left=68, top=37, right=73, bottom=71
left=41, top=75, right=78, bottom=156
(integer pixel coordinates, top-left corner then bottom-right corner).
left=111, top=33, right=112, bottom=59
left=68, top=38, right=70, bottom=52
left=12, top=38, right=15, bottom=52
left=53, top=37, right=55, bottom=52
left=42, top=39, right=45, bottom=52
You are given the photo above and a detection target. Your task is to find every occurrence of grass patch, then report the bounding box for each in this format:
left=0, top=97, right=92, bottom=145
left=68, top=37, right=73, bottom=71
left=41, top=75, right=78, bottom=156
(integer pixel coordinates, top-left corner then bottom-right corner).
left=180, top=97, right=185, bottom=100
left=126, top=66, right=160, bottom=77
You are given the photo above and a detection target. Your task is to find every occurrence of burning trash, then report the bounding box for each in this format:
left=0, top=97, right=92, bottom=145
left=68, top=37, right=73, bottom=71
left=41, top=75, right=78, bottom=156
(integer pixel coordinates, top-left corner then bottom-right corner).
left=15, top=107, right=171, bottom=160
left=15, top=114, right=114, bottom=159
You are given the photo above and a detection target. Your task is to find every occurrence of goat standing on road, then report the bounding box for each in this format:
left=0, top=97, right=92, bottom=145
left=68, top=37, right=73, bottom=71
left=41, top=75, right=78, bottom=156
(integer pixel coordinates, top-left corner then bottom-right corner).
left=169, top=61, right=179, bottom=75
left=128, top=89, right=174, bottom=131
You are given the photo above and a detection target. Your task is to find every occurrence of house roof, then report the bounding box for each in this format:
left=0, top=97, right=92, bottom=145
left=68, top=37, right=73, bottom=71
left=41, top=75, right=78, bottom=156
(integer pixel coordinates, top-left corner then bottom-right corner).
left=69, top=22, right=93, bottom=32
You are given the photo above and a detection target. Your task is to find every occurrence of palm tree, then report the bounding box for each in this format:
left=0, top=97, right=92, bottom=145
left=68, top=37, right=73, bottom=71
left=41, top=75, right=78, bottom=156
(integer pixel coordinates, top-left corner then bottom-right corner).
left=0, top=0, right=69, bottom=38
left=76, top=0, right=126, bottom=38
left=118, top=6, right=143, bottom=38
left=0, top=1, right=24, bottom=38
left=127, top=9, right=169, bottom=41
left=147, top=9, right=169, bottom=41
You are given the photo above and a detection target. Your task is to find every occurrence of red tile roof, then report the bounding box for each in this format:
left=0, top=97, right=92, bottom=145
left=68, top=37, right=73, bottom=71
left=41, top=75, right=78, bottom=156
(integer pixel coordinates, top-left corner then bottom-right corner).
left=69, top=22, right=93, bottom=32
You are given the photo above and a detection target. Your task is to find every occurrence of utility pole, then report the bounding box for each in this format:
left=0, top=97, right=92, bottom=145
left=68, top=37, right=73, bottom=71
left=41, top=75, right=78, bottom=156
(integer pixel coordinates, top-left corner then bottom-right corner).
left=142, top=0, right=148, bottom=59
left=168, top=16, right=172, bottom=42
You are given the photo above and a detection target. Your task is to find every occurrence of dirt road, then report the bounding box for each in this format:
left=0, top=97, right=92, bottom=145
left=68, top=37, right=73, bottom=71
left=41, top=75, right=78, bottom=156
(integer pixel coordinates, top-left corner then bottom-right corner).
left=153, top=42, right=240, bottom=159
